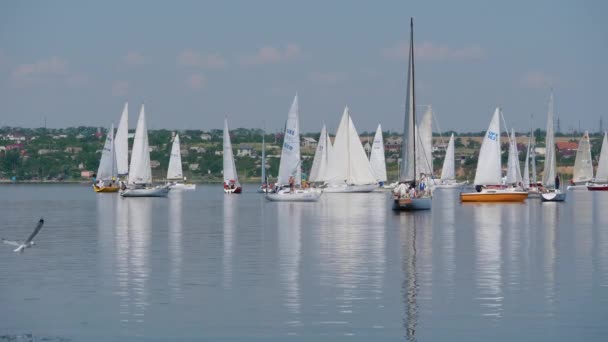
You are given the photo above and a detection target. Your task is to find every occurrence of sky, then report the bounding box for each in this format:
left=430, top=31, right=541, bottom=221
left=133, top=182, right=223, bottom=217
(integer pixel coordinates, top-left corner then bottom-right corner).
left=0, top=0, right=607, bottom=134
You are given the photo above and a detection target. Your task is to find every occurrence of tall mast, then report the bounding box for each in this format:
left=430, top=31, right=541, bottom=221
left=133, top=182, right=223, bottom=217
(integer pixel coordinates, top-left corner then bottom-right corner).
left=411, top=17, right=417, bottom=182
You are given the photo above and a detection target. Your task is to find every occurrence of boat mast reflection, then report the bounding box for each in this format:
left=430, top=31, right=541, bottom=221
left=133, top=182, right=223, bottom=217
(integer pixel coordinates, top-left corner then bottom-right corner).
left=222, top=195, right=236, bottom=289
left=169, top=192, right=183, bottom=298
left=277, top=202, right=302, bottom=329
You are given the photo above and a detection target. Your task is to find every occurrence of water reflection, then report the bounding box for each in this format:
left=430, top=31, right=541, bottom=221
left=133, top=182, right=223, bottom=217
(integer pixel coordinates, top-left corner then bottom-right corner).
left=398, top=213, right=431, bottom=342
left=114, top=198, right=152, bottom=326
left=277, top=202, right=302, bottom=330
left=168, top=192, right=183, bottom=298
left=222, top=195, right=236, bottom=289
left=474, top=205, right=503, bottom=319
left=541, top=202, right=557, bottom=313
left=438, top=193, right=456, bottom=296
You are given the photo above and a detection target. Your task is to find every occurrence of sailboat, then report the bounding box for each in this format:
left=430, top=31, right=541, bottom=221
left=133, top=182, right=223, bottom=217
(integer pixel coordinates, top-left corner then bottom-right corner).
left=257, top=128, right=273, bottom=193
left=522, top=132, right=541, bottom=197
left=93, top=123, right=119, bottom=193
left=505, top=128, right=523, bottom=188
left=416, top=106, right=435, bottom=185
left=435, top=133, right=466, bottom=189
left=460, top=108, right=528, bottom=202
left=322, top=106, right=378, bottom=193
left=120, top=105, right=170, bottom=197
left=540, top=92, right=566, bottom=202
left=567, top=131, right=594, bottom=190
left=308, top=123, right=332, bottom=186
left=392, top=18, right=433, bottom=211
left=223, top=118, right=242, bottom=193
left=115, top=102, right=129, bottom=181
left=587, top=132, right=608, bottom=191
left=369, top=124, right=388, bottom=187
left=266, top=95, right=322, bottom=202
left=166, top=134, right=195, bottom=190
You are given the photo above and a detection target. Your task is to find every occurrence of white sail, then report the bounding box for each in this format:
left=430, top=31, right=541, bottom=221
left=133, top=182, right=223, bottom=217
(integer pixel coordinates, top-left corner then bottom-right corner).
left=167, top=134, right=183, bottom=180
left=440, top=133, right=456, bottom=181
left=326, top=107, right=377, bottom=185
left=596, top=132, right=608, bottom=183
left=96, top=123, right=117, bottom=181
left=399, top=28, right=416, bottom=183
left=506, top=128, right=523, bottom=184
left=523, top=134, right=531, bottom=188
left=277, top=95, right=302, bottom=186
left=572, top=131, right=594, bottom=183
left=369, top=124, right=387, bottom=183
left=309, top=124, right=330, bottom=182
left=115, top=102, right=129, bottom=176
left=530, top=136, right=538, bottom=185
left=474, top=108, right=502, bottom=185
left=416, top=107, right=433, bottom=177
left=128, top=105, right=152, bottom=185
left=223, top=118, right=239, bottom=184
left=542, top=93, right=557, bottom=187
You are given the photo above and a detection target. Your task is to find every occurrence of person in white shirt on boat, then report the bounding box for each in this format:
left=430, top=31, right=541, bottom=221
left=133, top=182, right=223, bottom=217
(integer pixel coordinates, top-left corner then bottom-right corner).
left=394, top=182, right=408, bottom=197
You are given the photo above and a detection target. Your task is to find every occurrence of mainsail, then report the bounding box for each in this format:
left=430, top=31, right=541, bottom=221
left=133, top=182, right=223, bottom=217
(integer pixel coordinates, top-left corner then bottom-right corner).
left=309, top=124, right=330, bottom=182
left=416, top=107, right=433, bottom=178
left=440, top=133, right=456, bottom=181
left=572, top=131, right=594, bottom=183
left=542, top=93, right=557, bottom=188
left=473, top=108, right=502, bottom=185
left=506, top=128, right=523, bottom=184
left=399, top=20, right=416, bottom=183
left=128, top=105, right=152, bottom=185
left=96, top=123, right=117, bottom=181
left=595, top=132, right=608, bottom=183
left=277, top=95, right=302, bottom=186
left=523, top=134, right=531, bottom=189
left=369, top=124, right=387, bottom=183
left=167, top=134, right=183, bottom=180
left=223, top=118, right=239, bottom=184
left=115, top=102, right=129, bottom=176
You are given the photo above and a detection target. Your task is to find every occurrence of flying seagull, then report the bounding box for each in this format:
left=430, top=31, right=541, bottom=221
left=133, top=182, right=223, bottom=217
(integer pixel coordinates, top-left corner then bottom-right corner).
left=2, top=218, right=45, bottom=253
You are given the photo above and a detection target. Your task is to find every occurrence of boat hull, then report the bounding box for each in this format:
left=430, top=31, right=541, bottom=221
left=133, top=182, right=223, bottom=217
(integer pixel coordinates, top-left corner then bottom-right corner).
left=587, top=184, right=608, bottom=191
left=541, top=190, right=566, bottom=202
left=460, top=191, right=528, bottom=202
left=265, top=190, right=322, bottom=202
left=93, top=185, right=119, bottom=193
left=168, top=182, right=196, bottom=190
left=392, top=196, right=432, bottom=211
left=224, top=187, right=242, bottom=194
left=120, top=187, right=170, bottom=197
left=322, top=184, right=377, bottom=193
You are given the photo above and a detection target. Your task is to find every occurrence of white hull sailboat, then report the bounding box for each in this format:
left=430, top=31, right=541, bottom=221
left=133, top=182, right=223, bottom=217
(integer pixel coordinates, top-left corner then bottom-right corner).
left=567, top=131, right=593, bottom=190
left=223, top=118, right=242, bottom=194
left=93, top=123, right=119, bottom=193
left=308, top=123, right=332, bottom=188
left=322, top=106, right=378, bottom=193
left=265, top=95, right=322, bottom=202
left=166, top=134, right=196, bottom=190
left=392, top=18, right=433, bottom=211
left=434, top=133, right=466, bottom=189
left=587, top=132, right=608, bottom=191
left=120, top=104, right=170, bottom=198
left=369, top=124, right=387, bottom=187
left=460, top=108, right=528, bottom=203
left=540, top=92, right=566, bottom=202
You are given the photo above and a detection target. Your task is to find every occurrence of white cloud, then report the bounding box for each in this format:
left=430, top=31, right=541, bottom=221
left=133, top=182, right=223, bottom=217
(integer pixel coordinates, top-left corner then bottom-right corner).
left=177, top=49, right=227, bottom=69
left=383, top=41, right=485, bottom=61
left=308, top=71, right=344, bottom=85
left=123, top=51, right=146, bottom=65
left=187, top=74, right=205, bottom=89
left=11, top=57, right=68, bottom=85
left=239, top=43, right=301, bottom=65
left=111, top=81, right=129, bottom=97
left=520, top=71, right=555, bottom=89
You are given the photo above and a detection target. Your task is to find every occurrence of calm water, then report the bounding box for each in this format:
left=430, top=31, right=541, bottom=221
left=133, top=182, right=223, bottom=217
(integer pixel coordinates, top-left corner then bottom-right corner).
left=0, top=184, right=607, bottom=341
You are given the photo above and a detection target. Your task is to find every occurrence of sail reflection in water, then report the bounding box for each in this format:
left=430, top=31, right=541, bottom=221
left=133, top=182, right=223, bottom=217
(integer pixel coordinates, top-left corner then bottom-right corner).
left=114, top=198, right=152, bottom=327
left=474, top=205, right=503, bottom=319
left=168, top=192, right=183, bottom=298
left=277, top=202, right=302, bottom=330
left=541, top=202, right=557, bottom=312
left=222, top=195, right=236, bottom=288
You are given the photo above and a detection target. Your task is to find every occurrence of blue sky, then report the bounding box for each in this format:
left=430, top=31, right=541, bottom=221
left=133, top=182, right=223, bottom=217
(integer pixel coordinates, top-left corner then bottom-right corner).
left=0, top=0, right=606, bottom=134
